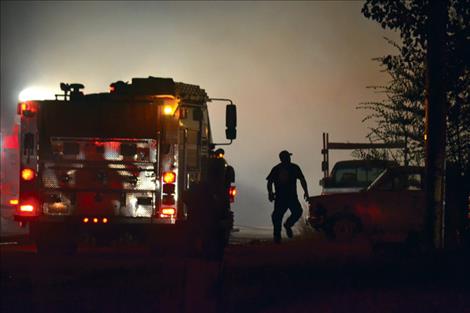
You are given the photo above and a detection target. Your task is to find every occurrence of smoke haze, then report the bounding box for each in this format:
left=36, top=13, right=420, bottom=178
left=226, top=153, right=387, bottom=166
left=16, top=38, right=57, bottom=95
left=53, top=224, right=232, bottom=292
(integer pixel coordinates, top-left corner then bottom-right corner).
left=1, top=1, right=399, bottom=226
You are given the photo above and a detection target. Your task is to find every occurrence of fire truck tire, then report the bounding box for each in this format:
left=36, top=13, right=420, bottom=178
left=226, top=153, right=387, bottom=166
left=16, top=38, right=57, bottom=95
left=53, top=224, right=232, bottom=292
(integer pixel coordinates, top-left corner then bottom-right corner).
left=36, top=240, right=78, bottom=256
left=200, top=237, right=225, bottom=261
left=405, top=231, right=427, bottom=255
left=146, top=225, right=189, bottom=257
left=149, top=243, right=188, bottom=257
left=31, top=222, right=78, bottom=256
left=328, top=216, right=361, bottom=242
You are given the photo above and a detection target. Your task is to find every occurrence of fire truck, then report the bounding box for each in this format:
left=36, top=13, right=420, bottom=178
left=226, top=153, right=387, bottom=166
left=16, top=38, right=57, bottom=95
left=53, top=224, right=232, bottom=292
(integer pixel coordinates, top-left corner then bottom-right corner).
left=14, top=77, right=237, bottom=256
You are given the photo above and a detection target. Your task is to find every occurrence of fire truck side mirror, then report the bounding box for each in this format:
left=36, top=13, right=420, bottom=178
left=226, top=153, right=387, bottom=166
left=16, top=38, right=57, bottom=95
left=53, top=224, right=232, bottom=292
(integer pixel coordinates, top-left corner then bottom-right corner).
left=225, top=104, right=237, bottom=140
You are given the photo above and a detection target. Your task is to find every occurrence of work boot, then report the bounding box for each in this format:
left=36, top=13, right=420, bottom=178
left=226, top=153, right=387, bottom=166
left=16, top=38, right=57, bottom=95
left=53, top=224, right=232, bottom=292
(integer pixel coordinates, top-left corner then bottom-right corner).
left=284, top=223, right=293, bottom=238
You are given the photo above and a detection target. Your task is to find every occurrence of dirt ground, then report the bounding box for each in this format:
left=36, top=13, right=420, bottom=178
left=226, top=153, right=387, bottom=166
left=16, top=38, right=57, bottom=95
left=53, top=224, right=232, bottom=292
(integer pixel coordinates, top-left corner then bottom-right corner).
left=1, top=230, right=469, bottom=313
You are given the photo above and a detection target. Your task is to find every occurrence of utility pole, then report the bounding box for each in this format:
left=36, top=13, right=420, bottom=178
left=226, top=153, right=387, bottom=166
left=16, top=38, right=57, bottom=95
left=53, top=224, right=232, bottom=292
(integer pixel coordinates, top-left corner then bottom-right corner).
left=424, top=0, right=448, bottom=249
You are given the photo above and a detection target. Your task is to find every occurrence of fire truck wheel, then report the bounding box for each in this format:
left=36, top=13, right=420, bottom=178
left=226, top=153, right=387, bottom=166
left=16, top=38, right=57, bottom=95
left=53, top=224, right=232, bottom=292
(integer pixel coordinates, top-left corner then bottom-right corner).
left=31, top=222, right=78, bottom=256
left=329, top=217, right=360, bottom=242
left=36, top=240, right=78, bottom=256
left=146, top=226, right=189, bottom=257
left=405, top=231, right=427, bottom=255
left=149, top=244, right=185, bottom=257
left=192, top=244, right=224, bottom=261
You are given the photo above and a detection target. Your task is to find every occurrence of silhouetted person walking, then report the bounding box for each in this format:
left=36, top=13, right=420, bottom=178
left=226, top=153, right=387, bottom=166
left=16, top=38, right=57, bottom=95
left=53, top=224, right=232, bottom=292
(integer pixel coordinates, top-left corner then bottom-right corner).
left=267, top=150, right=309, bottom=243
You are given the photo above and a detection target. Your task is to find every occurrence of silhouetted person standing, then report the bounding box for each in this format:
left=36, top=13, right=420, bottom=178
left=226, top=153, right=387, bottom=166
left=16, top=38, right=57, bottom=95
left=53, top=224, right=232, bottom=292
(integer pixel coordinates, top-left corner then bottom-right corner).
left=267, top=150, right=309, bottom=243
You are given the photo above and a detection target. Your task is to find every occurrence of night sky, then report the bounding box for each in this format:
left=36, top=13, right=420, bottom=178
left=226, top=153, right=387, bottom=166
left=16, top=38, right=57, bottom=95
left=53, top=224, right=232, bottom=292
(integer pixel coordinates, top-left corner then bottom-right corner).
left=1, top=1, right=399, bottom=226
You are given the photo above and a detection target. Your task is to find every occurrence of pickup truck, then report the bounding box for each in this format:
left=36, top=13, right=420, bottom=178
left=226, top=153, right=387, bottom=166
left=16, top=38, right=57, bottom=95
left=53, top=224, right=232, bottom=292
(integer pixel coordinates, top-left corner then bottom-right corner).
left=308, top=166, right=425, bottom=244
left=321, top=159, right=398, bottom=195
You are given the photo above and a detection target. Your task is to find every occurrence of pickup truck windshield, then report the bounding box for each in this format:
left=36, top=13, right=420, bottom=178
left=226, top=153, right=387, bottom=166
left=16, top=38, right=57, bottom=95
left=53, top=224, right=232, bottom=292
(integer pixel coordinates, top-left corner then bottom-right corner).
left=330, top=161, right=395, bottom=189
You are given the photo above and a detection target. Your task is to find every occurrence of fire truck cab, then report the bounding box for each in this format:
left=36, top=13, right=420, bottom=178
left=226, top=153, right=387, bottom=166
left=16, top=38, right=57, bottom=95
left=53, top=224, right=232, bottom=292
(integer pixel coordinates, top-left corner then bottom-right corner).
left=14, top=77, right=237, bottom=256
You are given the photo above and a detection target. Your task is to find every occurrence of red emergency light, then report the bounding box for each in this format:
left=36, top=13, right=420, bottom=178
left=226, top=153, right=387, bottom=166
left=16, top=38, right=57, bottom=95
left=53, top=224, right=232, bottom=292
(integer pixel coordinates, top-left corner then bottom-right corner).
left=17, top=102, right=37, bottom=115
left=2, top=125, right=19, bottom=149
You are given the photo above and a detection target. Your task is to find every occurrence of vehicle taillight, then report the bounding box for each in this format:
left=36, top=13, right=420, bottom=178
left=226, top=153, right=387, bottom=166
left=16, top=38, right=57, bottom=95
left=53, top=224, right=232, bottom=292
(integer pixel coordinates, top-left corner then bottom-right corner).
left=17, top=197, right=39, bottom=216
left=163, top=184, right=175, bottom=194
left=20, top=204, right=34, bottom=212
left=160, top=171, right=177, bottom=219
left=9, top=199, right=19, bottom=206
left=21, top=168, right=35, bottom=181
left=229, top=186, right=237, bottom=203
left=162, top=194, right=175, bottom=205
left=163, top=171, right=176, bottom=184
left=83, top=217, right=109, bottom=224
left=161, top=208, right=175, bottom=216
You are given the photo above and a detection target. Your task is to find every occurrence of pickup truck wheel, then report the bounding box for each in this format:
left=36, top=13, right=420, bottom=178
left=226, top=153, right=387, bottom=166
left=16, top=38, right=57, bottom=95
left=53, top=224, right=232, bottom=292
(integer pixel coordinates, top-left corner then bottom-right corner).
left=331, top=218, right=359, bottom=242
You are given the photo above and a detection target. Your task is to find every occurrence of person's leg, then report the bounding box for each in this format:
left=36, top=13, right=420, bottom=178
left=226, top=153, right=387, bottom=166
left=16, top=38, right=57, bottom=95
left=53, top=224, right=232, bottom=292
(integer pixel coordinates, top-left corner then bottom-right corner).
left=284, top=198, right=303, bottom=228
left=272, top=200, right=288, bottom=243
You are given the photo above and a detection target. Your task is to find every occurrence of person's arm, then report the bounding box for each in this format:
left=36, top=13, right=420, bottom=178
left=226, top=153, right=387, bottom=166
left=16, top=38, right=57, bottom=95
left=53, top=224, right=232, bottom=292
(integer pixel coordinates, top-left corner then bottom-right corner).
left=267, top=180, right=275, bottom=202
left=300, top=176, right=309, bottom=201
left=297, top=166, right=309, bottom=200
left=267, top=168, right=275, bottom=202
